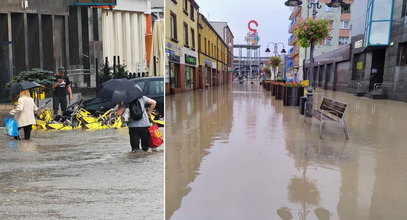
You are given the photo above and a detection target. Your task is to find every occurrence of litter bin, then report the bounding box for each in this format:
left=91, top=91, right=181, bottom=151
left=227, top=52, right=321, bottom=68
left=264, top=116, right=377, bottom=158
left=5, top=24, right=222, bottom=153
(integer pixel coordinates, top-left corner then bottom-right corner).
left=299, top=96, right=307, bottom=115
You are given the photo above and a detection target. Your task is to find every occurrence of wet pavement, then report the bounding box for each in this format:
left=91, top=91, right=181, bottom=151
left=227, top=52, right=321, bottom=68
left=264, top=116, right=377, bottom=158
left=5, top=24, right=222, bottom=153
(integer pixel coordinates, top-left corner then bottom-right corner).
left=166, top=80, right=407, bottom=220
left=0, top=128, right=164, bottom=219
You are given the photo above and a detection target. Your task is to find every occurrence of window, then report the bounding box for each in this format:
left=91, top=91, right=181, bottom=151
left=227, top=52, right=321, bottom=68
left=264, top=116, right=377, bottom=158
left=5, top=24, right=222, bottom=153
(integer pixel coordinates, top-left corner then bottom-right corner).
left=183, top=0, right=188, bottom=14
left=190, top=4, right=195, bottom=20
left=341, top=20, right=350, bottom=29
left=185, top=66, right=194, bottom=89
left=341, top=4, right=351, bottom=13
left=204, top=38, right=207, bottom=53
left=398, top=43, right=407, bottom=66
left=324, top=37, right=332, bottom=45
left=170, top=12, right=177, bottom=41
left=149, top=80, right=164, bottom=95
left=329, top=20, right=334, bottom=30
left=136, top=82, right=146, bottom=91
left=339, top=37, right=349, bottom=45
left=325, top=5, right=334, bottom=12
left=183, top=23, right=188, bottom=47
left=191, top=28, right=195, bottom=49
left=169, top=62, right=178, bottom=88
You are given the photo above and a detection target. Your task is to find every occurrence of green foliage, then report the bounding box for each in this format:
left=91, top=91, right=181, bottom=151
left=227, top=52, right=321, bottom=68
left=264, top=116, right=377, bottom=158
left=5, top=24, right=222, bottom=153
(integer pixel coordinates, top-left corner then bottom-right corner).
left=295, top=18, right=330, bottom=48
left=99, top=63, right=130, bottom=81
left=6, top=68, right=56, bottom=93
left=269, top=56, right=282, bottom=67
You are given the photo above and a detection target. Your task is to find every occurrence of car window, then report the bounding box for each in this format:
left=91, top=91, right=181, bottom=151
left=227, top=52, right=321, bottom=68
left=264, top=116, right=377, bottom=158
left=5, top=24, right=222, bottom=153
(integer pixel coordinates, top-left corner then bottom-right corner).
left=136, top=81, right=146, bottom=91
left=149, top=80, right=164, bottom=95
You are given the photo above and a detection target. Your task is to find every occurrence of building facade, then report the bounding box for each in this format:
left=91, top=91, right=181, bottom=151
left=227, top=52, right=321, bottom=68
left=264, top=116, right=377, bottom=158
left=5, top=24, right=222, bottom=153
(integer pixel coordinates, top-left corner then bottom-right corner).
left=288, top=0, right=353, bottom=80
left=209, top=21, right=234, bottom=83
left=348, top=0, right=407, bottom=101
left=165, top=0, right=199, bottom=94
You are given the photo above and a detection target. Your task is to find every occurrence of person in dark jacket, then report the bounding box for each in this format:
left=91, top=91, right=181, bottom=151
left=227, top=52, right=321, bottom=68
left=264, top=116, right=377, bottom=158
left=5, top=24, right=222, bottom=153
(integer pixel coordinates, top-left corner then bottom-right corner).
left=52, top=66, right=73, bottom=115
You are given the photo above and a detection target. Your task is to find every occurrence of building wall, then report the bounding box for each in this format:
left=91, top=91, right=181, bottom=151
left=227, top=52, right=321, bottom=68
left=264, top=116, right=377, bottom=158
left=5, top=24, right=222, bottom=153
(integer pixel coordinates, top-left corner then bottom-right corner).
left=165, top=0, right=199, bottom=94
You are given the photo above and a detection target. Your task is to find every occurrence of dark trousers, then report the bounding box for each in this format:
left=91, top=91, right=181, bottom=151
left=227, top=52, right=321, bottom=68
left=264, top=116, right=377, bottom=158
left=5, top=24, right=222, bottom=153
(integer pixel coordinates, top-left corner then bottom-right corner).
left=15, top=125, right=32, bottom=140
left=53, top=96, right=67, bottom=114
left=129, top=127, right=150, bottom=151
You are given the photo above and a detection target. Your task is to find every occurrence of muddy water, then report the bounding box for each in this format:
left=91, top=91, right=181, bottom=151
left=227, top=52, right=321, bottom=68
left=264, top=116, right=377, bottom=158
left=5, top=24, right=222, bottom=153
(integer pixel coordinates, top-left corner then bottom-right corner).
left=0, top=128, right=163, bottom=219
left=166, top=81, right=407, bottom=220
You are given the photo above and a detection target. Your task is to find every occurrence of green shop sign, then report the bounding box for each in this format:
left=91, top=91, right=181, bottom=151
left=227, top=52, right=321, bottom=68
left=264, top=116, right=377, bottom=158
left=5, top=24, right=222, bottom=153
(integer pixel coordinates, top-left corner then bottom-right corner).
left=185, top=55, right=197, bottom=65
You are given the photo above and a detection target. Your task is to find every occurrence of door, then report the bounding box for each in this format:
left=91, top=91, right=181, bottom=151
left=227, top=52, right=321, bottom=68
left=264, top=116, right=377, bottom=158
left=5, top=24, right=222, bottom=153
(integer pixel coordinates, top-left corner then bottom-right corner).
left=369, top=49, right=385, bottom=91
left=0, top=41, right=14, bottom=102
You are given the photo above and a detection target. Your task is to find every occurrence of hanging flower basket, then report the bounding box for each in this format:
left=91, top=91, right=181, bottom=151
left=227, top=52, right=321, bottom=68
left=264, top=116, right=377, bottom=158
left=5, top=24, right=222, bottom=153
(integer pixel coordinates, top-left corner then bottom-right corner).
left=295, top=18, right=330, bottom=48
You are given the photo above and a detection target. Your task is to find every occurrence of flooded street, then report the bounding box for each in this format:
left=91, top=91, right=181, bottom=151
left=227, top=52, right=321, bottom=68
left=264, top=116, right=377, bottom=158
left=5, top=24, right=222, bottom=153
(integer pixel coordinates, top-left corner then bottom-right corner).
left=166, top=81, right=407, bottom=220
left=0, top=128, right=163, bottom=219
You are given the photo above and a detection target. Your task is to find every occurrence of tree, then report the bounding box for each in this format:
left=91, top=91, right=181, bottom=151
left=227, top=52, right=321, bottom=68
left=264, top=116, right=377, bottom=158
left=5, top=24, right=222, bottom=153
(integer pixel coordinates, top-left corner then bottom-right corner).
left=269, top=56, right=282, bottom=80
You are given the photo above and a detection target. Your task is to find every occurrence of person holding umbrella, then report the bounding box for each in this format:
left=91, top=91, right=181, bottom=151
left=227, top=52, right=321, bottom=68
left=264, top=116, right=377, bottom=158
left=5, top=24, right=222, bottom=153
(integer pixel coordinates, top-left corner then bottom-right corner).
left=52, top=66, right=73, bottom=115
left=98, top=79, right=157, bottom=152
left=9, top=88, right=38, bottom=140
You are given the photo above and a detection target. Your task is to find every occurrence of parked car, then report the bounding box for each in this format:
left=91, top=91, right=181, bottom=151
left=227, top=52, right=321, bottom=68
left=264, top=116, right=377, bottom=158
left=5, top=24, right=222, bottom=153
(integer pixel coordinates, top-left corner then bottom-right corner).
left=130, top=76, right=164, bottom=117
left=65, top=76, right=164, bottom=118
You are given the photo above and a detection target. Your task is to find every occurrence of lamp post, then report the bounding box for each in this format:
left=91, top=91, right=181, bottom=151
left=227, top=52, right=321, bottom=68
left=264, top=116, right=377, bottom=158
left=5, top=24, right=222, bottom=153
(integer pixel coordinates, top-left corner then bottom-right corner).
left=284, top=0, right=348, bottom=115
left=265, top=42, right=286, bottom=79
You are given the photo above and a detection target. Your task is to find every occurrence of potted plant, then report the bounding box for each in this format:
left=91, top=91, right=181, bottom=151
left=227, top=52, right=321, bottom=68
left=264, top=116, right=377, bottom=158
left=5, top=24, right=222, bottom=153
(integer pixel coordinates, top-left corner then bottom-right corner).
left=283, top=82, right=303, bottom=106
left=269, top=56, right=282, bottom=80
left=295, top=18, right=330, bottom=49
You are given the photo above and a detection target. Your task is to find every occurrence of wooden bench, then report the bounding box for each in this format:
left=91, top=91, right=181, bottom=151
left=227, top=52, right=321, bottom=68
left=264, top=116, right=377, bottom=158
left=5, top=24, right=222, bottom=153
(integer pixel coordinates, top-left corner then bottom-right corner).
left=304, top=97, right=349, bottom=139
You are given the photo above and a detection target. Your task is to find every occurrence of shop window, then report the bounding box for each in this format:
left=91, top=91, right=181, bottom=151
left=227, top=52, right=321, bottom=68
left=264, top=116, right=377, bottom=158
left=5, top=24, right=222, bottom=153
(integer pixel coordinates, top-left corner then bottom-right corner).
left=169, top=62, right=178, bottom=88
left=185, top=66, right=194, bottom=89
left=183, top=23, right=189, bottom=47
left=398, top=43, right=407, bottom=66
left=170, top=12, right=177, bottom=41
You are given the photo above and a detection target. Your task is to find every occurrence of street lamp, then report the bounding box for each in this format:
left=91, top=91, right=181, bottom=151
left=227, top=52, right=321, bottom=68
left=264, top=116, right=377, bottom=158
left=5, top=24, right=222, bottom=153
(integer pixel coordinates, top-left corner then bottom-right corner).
left=265, top=42, right=286, bottom=79
left=284, top=0, right=347, bottom=116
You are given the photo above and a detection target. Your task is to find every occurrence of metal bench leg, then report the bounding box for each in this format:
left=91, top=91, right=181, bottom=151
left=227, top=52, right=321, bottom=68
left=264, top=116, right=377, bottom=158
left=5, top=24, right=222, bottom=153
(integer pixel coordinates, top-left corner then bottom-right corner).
left=320, top=121, right=325, bottom=139
left=343, top=121, right=349, bottom=140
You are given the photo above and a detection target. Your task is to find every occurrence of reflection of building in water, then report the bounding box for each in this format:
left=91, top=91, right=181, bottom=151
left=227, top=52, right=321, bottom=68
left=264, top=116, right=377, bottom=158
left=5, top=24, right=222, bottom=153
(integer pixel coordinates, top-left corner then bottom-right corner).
left=165, top=87, right=234, bottom=218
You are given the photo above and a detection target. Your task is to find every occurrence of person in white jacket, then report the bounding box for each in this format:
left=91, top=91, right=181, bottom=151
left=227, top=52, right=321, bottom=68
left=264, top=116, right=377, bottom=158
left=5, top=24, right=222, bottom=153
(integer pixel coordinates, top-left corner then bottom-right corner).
left=9, top=89, right=38, bottom=140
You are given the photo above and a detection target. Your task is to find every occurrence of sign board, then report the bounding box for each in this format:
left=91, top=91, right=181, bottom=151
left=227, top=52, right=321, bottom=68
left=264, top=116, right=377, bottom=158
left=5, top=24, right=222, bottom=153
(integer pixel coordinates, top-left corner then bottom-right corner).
left=73, top=0, right=117, bottom=5
left=185, top=55, right=197, bottom=65
left=212, top=62, right=217, bottom=69
left=356, top=62, right=363, bottom=70
left=355, top=40, right=363, bottom=49
left=205, top=59, right=211, bottom=66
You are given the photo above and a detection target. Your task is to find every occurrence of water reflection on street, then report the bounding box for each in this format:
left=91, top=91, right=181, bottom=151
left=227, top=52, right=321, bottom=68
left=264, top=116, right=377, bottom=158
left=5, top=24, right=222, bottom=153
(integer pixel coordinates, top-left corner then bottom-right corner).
left=166, top=80, right=407, bottom=220
left=0, top=128, right=163, bottom=219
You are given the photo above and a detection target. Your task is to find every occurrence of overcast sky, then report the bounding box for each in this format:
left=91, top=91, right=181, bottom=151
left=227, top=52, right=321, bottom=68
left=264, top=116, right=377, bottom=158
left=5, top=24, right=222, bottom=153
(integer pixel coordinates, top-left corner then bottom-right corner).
left=196, top=0, right=292, bottom=57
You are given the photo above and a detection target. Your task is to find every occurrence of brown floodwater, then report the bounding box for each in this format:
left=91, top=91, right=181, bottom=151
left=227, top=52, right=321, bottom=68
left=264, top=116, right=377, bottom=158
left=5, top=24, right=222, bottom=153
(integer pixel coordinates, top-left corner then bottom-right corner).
left=165, top=80, right=407, bottom=220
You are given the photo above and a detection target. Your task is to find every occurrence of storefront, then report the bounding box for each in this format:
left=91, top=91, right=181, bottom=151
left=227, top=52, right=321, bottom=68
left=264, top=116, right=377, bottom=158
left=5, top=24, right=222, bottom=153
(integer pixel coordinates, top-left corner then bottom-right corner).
left=169, top=54, right=180, bottom=89
left=185, top=54, right=197, bottom=90
left=205, top=59, right=211, bottom=86
left=211, top=62, right=217, bottom=86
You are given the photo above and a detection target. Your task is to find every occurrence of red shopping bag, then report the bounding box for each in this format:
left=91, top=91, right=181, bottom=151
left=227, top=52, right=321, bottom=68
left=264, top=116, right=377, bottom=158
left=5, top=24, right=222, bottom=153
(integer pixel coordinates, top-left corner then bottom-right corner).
left=148, top=123, right=163, bottom=148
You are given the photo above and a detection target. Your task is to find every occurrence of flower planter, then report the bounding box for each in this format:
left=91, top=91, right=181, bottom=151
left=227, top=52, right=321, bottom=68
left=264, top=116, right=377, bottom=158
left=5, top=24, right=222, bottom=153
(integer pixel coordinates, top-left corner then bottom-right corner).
left=272, top=84, right=277, bottom=96
left=283, top=87, right=303, bottom=106
left=276, top=85, right=283, bottom=100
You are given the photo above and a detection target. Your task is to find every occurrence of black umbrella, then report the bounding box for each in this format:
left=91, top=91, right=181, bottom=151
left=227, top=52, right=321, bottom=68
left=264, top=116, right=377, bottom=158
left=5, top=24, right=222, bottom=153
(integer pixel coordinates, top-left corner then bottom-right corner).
left=9, top=81, right=42, bottom=96
left=97, top=78, right=143, bottom=103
